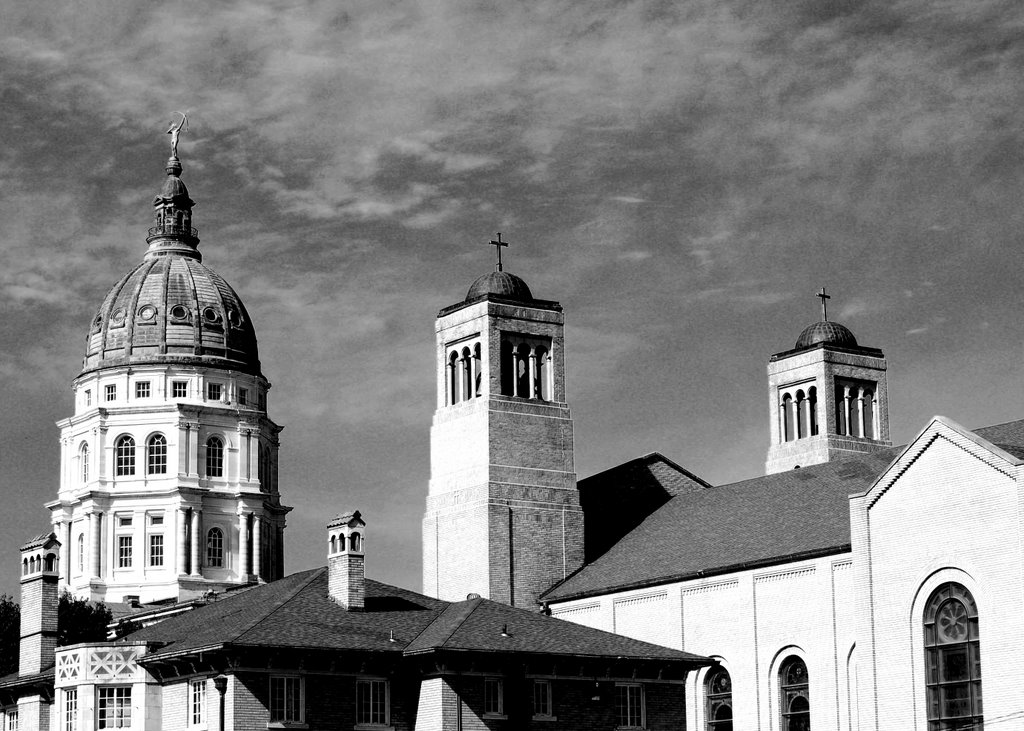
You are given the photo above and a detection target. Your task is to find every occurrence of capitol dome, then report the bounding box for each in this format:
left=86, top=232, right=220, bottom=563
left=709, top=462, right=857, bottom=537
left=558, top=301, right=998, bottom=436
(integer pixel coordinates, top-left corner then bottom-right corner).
left=80, top=154, right=261, bottom=376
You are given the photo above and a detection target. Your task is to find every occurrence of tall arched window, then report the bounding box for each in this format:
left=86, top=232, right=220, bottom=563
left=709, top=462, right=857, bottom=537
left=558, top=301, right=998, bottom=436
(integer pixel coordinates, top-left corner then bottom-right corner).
left=535, top=345, right=549, bottom=401
left=782, top=394, right=795, bottom=442
left=448, top=351, right=460, bottom=405
left=77, top=534, right=85, bottom=574
left=115, top=435, right=136, bottom=476
left=862, top=389, right=875, bottom=439
left=79, top=442, right=90, bottom=484
left=206, top=436, right=224, bottom=478
left=807, top=387, right=818, bottom=436
left=147, top=434, right=167, bottom=474
left=206, top=527, right=224, bottom=568
left=706, top=667, right=733, bottom=731
left=473, top=342, right=482, bottom=397
left=779, top=656, right=809, bottom=731
left=924, top=583, right=982, bottom=730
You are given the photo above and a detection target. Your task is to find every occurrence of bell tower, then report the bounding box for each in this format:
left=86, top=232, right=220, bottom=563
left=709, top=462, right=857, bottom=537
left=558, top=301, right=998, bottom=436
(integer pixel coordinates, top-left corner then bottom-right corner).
left=765, top=288, right=891, bottom=474
left=423, top=236, right=583, bottom=608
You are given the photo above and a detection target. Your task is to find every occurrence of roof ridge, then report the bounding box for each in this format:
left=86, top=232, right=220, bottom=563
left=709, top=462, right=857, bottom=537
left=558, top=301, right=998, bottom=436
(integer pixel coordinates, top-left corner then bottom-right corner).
left=404, top=597, right=480, bottom=652
left=231, top=568, right=326, bottom=644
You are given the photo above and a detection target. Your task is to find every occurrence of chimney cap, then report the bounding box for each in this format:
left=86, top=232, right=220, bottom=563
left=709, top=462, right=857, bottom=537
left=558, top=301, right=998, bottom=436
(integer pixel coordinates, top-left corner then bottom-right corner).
left=20, top=532, right=59, bottom=552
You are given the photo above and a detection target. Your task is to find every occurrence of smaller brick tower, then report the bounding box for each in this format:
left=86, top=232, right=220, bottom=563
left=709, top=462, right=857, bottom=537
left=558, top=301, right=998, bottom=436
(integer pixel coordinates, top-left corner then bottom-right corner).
left=423, top=237, right=583, bottom=608
left=327, top=511, right=365, bottom=611
left=766, top=288, right=891, bottom=474
left=17, top=533, right=61, bottom=731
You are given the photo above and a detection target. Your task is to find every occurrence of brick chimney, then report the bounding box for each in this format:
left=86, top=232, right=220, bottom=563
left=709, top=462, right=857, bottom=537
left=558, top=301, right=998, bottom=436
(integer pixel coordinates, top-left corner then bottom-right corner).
left=327, top=511, right=365, bottom=611
left=20, top=532, right=61, bottom=676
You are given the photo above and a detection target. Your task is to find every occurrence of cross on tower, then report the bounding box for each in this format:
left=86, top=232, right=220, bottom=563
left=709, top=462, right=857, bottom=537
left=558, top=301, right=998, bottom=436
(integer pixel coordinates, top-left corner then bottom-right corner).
left=817, top=287, right=831, bottom=321
left=488, top=233, right=509, bottom=272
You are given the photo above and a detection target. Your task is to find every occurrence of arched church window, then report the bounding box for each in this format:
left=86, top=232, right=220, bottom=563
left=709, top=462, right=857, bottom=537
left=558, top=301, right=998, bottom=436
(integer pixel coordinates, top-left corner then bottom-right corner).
left=448, top=351, right=461, bottom=405
left=924, top=583, right=982, bottom=730
left=147, top=434, right=167, bottom=475
left=206, top=436, right=224, bottom=478
left=206, top=527, right=224, bottom=568
left=115, top=435, right=136, bottom=476
left=77, top=534, right=85, bottom=574
left=535, top=345, right=549, bottom=401
left=807, top=387, right=818, bottom=436
left=474, top=342, right=482, bottom=397
left=779, top=656, right=809, bottom=731
left=782, top=394, right=795, bottom=442
left=706, top=667, right=733, bottom=731
left=80, top=442, right=90, bottom=484
left=862, top=389, right=875, bottom=439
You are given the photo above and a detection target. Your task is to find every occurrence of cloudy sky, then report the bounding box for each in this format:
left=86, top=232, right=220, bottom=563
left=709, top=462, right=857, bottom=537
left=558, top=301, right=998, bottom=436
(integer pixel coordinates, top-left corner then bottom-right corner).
left=2, top=0, right=1024, bottom=599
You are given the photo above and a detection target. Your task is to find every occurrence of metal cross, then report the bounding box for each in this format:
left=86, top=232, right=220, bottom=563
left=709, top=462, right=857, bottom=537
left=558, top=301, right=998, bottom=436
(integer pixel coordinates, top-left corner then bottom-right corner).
left=488, top=233, right=509, bottom=272
left=816, top=287, right=831, bottom=321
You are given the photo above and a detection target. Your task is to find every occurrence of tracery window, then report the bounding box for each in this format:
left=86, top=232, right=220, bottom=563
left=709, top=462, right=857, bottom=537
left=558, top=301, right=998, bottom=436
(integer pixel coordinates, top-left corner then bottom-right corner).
left=115, top=435, right=135, bottom=476
left=206, top=527, right=224, bottom=568
left=779, top=656, right=810, bottom=731
left=206, top=436, right=224, bottom=477
left=924, top=583, right=982, bottom=730
left=706, top=667, right=733, bottom=731
left=147, top=434, right=167, bottom=475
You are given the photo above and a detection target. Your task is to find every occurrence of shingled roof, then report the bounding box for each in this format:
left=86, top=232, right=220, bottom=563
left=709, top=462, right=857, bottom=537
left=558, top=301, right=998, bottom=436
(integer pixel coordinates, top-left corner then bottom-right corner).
left=543, top=418, right=1024, bottom=603
left=130, top=568, right=708, bottom=666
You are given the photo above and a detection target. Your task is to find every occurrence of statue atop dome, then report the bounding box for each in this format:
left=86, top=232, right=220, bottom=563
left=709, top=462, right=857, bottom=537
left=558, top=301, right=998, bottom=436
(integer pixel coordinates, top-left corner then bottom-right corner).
left=166, top=111, right=188, bottom=159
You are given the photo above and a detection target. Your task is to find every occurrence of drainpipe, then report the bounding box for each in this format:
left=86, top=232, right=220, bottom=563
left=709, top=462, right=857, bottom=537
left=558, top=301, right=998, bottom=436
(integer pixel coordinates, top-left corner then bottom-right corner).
left=213, top=675, right=228, bottom=731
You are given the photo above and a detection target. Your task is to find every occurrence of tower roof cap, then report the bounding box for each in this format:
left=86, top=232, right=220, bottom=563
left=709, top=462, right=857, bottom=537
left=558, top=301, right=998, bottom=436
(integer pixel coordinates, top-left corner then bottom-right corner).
left=795, top=320, right=859, bottom=349
left=466, top=271, right=534, bottom=302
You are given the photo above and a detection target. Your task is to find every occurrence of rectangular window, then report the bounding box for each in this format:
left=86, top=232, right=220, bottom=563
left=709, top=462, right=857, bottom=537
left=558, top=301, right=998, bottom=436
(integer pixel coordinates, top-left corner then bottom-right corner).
left=190, top=679, right=206, bottom=727
left=150, top=514, right=163, bottom=526
left=484, top=678, right=504, bottom=717
left=238, top=387, right=248, bottom=405
left=64, top=689, right=78, bottom=731
left=533, top=679, right=553, bottom=719
left=105, top=384, right=116, bottom=402
left=269, top=676, right=303, bottom=723
left=206, top=382, right=222, bottom=401
left=118, top=516, right=133, bottom=528
left=118, top=536, right=133, bottom=569
left=5, top=709, right=17, bottom=731
left=135, top=381, right=151, bottom=398
left=172, top=381, right=188, bottom=398
left=85, top=389, right=92, bottom=407
left=356, top=679, right=389, bottom=726
left=149, top=534, right=164, bottom=567
left=97, top=687, right=131, bottom=729
left=616, top=684, right=644, bottom=729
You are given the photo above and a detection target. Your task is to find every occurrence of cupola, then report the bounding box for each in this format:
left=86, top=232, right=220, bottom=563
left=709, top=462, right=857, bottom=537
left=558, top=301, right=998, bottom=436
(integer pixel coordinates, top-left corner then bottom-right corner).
left=327, top=511, right=366, bottom=611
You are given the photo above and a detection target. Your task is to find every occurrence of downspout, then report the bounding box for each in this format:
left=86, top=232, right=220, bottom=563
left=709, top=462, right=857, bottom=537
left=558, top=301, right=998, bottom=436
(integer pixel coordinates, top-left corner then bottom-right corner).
left=213, top=675, right=228, bottom=731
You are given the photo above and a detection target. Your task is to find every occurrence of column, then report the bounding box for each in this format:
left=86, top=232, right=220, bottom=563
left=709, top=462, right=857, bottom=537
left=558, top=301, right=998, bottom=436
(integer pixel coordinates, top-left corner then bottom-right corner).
left=238, top=512, right=250, bottom=579
left=511, top=347, right=519, bottom=397
left=90, top=511, right=102, bottom=579
left=177, top=508, right=188, bottom=575
left=842, top=387, right=852, bottom=436
left=528, top=347, right=537, bottom=399
left=252, top=514, right=262, bottom=581
left=779, top=402, right=787, bottom=443
left=249, top=434, right=259, bottom=486
left=461, top=354, right=471, bottom=401
left=790, top=398, right=799, bottom=440
left=856, top=388, right=866, bottom=438
left=190, top=510, right=202, bottom=577
left=873, top=395, right=880, bottom=438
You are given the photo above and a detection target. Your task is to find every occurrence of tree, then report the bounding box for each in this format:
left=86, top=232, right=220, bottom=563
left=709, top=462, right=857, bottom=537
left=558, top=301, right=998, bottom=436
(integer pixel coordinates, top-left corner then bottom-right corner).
left=58, top=592, right=112, bottom=646
left=0, top=594, right=19, bottom=676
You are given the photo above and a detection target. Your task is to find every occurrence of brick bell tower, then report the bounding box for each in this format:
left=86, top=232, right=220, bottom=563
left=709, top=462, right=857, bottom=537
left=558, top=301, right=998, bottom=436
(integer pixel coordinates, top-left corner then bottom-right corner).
left=423, top=235, right=583, bottom=608
left=765, top=288, right=891, bottom=474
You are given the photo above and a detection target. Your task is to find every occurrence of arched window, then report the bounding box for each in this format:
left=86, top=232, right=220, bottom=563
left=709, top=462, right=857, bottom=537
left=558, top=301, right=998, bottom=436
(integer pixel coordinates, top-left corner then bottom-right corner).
left=115, top=435, right=136, bottom=476
left=206, top=527, right=224, bottom=568
left=329, top=535, right=337, bottom=554
left=500, top=340, right=514, bottom=396
left=349, top=532, right=361, bottom=552
left=795, top=390, right=807, bottom=439
left=77, top=534, right=85, bottom=574
left=779, top=656, right=809, bottom=731
left=515, top=344, right=530, bottom=397
left=862, top=389, right=875, bottom=439
left=147, top=434, right=167, bottom=475
left=206, top=436, right=224, bottom=478
left=461, top=347, right=473, bottom=401
left=706, top=667, right=733, bottom=731
left=80, top=442, right=90, bottom=484
left=535, top=346, right=549, bottom=400
left=473, top=342, right=483, bottom=397
left=448, top=351, right=461, bottom=405
left=45, top=553, right=57, bottom=572
left=924, top=583, right=982, bottom=730
left=807, top=387, right=818, bottom=436
left=782, top=394, right=794, bottom=442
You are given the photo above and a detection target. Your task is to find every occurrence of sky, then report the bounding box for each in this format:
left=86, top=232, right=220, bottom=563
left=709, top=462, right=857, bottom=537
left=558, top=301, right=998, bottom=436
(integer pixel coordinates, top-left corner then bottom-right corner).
left=3, top=0, right=1024, bottom=600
